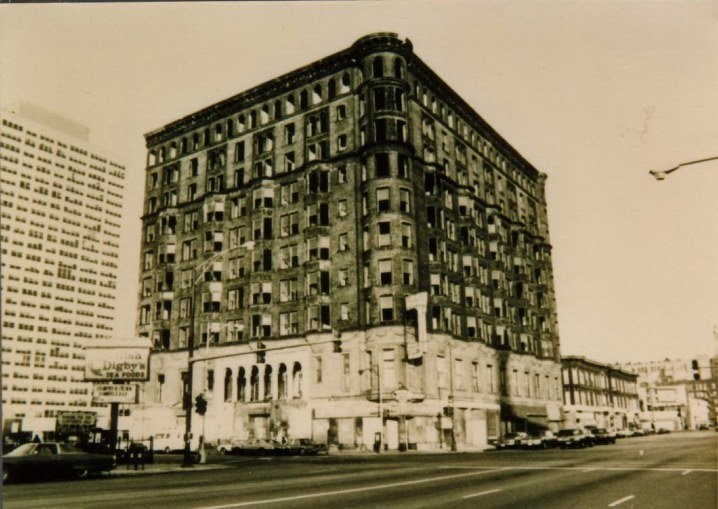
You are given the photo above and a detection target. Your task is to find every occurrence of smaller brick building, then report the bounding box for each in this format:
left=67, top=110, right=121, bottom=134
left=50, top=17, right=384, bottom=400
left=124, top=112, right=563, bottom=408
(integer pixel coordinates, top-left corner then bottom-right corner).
left=561, top=356, right=639, bottom=431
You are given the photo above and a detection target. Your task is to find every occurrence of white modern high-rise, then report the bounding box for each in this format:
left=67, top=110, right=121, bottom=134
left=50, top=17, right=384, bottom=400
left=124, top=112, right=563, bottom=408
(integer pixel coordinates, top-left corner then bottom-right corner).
left=0, top=103, right=126, bottom=437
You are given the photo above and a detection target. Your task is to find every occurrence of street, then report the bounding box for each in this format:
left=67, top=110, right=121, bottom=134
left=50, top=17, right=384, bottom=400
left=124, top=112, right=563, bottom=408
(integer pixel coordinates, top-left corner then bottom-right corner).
left=2, top=432, right=716, bottom=509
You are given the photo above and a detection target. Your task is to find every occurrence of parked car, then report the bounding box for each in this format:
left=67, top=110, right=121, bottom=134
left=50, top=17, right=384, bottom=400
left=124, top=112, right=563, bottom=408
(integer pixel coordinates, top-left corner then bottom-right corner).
left=590, top=428, right=616, bottom=445
left=615, top=428, right=633, bottom=438
left=492, top=432, right=528, bottom=450
left=153, top=432, right=185, bottom=454
left=231, top=439, right=278, bottom=455
left=3, top=442, right=116, bottom=482
left=217, top=439, right=242, bottom=455
left=657, top=428, right=672, bottom=434
left=631, top=428, right=646, bottom=437
left=557, top=428, right=594, bottom=448
left=522, top=430, right=558, bottom=449
left=279, top=438, right=329, bottom=456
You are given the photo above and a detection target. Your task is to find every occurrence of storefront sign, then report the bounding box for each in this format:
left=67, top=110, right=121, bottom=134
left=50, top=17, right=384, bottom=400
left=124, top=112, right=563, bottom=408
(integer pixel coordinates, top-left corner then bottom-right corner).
left=92, top=383, right=137, bottom=404
left=56, top=411, right=97, bottom=435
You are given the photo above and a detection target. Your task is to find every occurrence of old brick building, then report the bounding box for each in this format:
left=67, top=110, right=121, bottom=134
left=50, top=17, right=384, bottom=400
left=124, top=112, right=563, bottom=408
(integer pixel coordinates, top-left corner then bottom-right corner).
left=133, top=33, right=562, bottom=451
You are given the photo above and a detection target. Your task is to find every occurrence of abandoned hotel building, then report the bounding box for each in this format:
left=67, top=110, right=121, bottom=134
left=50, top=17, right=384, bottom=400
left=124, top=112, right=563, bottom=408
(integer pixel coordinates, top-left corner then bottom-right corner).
left=133, top=33, right=563, bottom=451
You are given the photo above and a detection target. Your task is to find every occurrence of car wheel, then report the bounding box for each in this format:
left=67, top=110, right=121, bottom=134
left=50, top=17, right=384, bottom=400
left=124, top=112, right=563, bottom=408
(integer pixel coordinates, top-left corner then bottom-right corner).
left=164, top=447, right=171, bottom=454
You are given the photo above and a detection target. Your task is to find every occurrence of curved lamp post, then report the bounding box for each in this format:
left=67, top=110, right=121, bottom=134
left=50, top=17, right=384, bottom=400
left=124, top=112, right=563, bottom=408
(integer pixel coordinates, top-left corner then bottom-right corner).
left=649, top=156, right=718, bottom=181
left=182, top=241, right=254, bottom=468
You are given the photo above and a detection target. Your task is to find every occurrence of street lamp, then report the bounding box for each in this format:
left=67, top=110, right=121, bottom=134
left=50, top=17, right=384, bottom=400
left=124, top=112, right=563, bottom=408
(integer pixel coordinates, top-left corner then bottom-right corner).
left=182, top=241, right=254, bottom=468
left=649, top=156, right=718, bottom=181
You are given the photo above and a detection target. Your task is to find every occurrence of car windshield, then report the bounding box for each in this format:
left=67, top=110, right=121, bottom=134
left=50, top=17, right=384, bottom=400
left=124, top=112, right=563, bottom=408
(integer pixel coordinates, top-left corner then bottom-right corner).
left=557, top=430, right=576, bottom=437
left=4, top=443, right=37, bottom=457
left=595, top=428, right=607, bottom=434
left=59, top=443, right=85, bottom=454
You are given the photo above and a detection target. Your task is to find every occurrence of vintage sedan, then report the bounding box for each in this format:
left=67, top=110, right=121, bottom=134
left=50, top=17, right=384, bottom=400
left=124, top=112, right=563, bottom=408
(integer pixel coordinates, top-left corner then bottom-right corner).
left=3, top=442, right=116, bottom=482
left=591, top=428, right=617, bottom=445
left=230, top=439, right=279, bottom=455
left=557, top=428, right=594, bottom=448
left=279, top=438, right=329, bottom=456
left=522, top=430, right=558, bottom=449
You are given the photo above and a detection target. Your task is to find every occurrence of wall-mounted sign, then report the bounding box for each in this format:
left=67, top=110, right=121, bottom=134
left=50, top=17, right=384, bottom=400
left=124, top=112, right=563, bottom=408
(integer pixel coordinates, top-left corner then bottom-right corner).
left=84, top=338, right=152, bottom=382
left=92, top=383, right=137, bottom=404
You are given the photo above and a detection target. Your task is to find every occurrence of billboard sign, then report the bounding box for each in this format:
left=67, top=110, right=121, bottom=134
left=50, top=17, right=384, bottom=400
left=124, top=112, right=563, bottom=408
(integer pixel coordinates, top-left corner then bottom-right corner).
left=84, top=338, right=152, bottom=382
left=56, top=411, right=97, bottom=435
left=92, top=383, right=138, bottom=404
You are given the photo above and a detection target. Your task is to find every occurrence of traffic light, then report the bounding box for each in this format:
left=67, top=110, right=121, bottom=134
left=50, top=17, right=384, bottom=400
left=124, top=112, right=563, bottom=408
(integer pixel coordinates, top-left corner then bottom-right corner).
left=333, top=340, right=342, bottom=353
left=195, top=394, right=207, bottom=415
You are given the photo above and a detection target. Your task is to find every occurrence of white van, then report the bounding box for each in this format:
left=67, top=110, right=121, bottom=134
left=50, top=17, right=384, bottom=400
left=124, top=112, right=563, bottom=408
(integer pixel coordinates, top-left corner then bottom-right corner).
left=153, top=432, right=184, bottom=453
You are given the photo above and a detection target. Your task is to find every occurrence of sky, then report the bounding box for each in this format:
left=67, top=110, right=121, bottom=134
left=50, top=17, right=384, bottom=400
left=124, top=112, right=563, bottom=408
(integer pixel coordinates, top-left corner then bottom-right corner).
left=2, top=1, right=717, bottom=364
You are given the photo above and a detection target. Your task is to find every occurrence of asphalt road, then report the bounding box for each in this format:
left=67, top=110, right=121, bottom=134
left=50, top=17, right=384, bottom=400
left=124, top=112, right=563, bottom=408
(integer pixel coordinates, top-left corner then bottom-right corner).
left=3, top=431, right=716, bottom=509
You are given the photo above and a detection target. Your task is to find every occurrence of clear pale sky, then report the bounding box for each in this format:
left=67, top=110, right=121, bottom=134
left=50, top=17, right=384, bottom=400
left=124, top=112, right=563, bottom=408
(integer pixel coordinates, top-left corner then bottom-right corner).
left=2, top=1, right=717, bottom=364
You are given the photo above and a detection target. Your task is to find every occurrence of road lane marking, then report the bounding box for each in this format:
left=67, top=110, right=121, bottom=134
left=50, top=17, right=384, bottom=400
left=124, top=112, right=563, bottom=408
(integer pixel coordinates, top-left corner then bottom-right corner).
left=462, top=488, right=501, bottom=499
left=196, top=467, right=510, bottom=509
left=681, top=470, right=692, bottom=475
left=168, top=478, right=214, bottom=485
left=608, top=495, right=635, bottom=507
left=582, top=468, right=596, bottom=472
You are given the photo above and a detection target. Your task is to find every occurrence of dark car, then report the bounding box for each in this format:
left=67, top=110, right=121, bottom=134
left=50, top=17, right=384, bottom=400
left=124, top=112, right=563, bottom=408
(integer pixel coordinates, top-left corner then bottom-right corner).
left=556, top=428, right=594, bottom=448
left=591, top=428, right=616, bottom=445
left=279, top=439, right=329, bottom=456
left=3, top=442, right=116, bottom=482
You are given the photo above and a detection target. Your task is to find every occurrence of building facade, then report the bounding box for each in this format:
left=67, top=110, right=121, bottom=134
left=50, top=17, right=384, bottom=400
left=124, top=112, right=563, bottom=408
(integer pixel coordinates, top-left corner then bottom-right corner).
left=561, top=356, right=639, bottom=431
left=0, top=103, right=125, bottom=437
left=617, top=356, right=718, bottom=430
left=133, top=33, right=562, bottom=451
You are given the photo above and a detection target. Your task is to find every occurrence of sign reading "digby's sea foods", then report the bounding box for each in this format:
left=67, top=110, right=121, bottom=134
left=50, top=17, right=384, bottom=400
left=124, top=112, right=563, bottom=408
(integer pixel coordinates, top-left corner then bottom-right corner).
left=84, top=338, right=152, bottom=382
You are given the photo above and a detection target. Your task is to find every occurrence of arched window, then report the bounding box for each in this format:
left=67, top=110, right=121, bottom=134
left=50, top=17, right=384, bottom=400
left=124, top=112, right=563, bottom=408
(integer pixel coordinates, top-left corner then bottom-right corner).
left=274, top=100, right=282, bottom=120
left=224, top=368, right=232, bottom=402
left=238, top=115, right=246, bottom=133
left=215, top=124, right=223, bottom=141
left=192, top=133, right=199, bottom=150
left=260, top=104, right=270, bottom=124
left=203, top=128, right=210, bottom=146
left=285, top=95, right=295, bottom=115
left=226, top=119, right=234, bottom=138
left=148, top=150, right=157, bottom=166
left=373, top=57, right=384, bottom=78
left=393, top=58, right=403, bottom=79
left=340, top=72, right=351, bottom=93
left=250, top=366, right=259, bottom=401
left=312, top=84, right=322, bottom=105
left=237, top=367, right=246, bottom=401
left=264, top=365, right=273, bottom=400
left=327, top=79, right=336, bottom=99
left=249, top=111, right=257, bottom=129
left=180, top=138, right=188, bottom=155
left=292, top=362, right=303, bottom=398
left=159, top=147, right=166, bottom=163
left=300, top=90, right=308, bottom=110
left=169, top=142, right=177, bottom=159
left=278, top=363, right=287, bottom=398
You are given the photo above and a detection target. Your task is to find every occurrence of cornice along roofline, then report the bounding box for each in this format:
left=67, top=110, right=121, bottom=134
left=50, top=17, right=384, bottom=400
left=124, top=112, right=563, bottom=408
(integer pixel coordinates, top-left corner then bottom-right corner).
left=144, top=33, right=411, bottom=147
left=144, top=32, right=544, bottom=181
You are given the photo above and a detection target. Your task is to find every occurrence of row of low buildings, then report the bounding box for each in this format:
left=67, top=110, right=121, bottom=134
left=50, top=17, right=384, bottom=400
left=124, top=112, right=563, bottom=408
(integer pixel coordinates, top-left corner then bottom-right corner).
left=1, top=33, right=715, bottom=451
